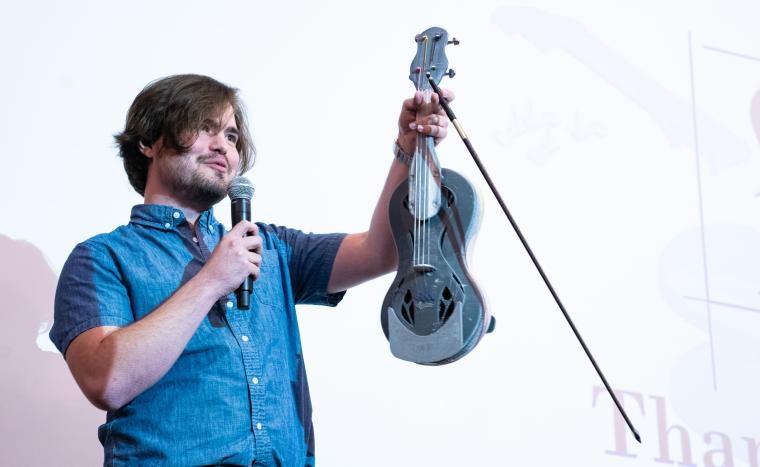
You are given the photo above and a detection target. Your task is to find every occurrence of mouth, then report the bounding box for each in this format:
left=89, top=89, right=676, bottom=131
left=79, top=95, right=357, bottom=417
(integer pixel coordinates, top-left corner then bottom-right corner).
left=203, top=158, right=228, bottom=173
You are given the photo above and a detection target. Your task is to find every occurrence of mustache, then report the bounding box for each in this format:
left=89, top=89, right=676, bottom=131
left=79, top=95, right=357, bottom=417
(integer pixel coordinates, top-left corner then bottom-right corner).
left=198, top=153, right=228, bottom=163
left=198, top=154, right=231, bottom=171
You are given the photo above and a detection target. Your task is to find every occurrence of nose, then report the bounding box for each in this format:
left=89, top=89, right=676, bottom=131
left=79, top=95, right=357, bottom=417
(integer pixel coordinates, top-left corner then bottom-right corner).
left=208, top=130, right=227, bottom=155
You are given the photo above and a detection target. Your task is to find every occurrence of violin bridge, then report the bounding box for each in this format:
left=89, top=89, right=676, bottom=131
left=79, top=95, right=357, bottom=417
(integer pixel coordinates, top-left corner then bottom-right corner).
left=413, top=264, right=436, bottom=274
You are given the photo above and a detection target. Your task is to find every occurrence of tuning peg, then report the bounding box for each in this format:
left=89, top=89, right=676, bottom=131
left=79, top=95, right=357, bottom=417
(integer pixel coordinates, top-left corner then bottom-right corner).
left=446, top=69, right=456, bottom=78
left=448, top=37, right=460, bottom=45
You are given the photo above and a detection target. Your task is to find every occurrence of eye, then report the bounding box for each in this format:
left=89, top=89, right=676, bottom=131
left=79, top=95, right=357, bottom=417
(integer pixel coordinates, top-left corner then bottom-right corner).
left=226, top=133, right=239, bottom=144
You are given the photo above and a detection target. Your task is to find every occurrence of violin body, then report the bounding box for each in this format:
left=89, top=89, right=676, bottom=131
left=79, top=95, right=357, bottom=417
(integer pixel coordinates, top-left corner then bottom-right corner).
left=381, top=167, right=490, bottom=365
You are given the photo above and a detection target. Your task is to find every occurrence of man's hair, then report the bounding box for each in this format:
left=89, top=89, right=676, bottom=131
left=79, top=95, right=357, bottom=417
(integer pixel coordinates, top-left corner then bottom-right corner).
left=114, top=74, right=255, bottom=196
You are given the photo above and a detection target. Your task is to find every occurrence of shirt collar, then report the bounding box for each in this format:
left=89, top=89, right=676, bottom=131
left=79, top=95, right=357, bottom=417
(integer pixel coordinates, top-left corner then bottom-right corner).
left=129, top=204, right=221, bottom=232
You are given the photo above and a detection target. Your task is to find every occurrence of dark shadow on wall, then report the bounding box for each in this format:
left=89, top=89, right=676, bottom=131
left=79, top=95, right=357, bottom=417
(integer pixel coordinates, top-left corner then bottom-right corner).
left=0, top=234, right=103, bottom=465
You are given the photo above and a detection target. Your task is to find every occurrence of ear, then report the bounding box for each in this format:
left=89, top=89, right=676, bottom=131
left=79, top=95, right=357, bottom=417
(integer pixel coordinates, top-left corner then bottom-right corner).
left=139, top=141, right=159, bottom=159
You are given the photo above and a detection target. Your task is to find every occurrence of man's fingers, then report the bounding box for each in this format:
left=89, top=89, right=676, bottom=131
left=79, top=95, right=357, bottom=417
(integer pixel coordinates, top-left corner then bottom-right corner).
left=435, top=88, right=455, bottom=104
left=413, top=124, right=440, bottom=137
left=405, top=89, right=454, bottom=110
left=242, top=234, right=263, bottom=254
left=410, top=120, right=449, bottom=138
left=422, top=114, right=448, bottom=127
left=247, top=264, right=261, bottom=280
left=248, top=251, right=262, bottom=266
left=399, top=89, right=453, bottom=149
left=230, top=220, right=258, bottom=237
left=401, top=98, right=416, bottom=114
left=246, top=251, right=262, bottom=279
left=401, top=91, right=423, bottom=113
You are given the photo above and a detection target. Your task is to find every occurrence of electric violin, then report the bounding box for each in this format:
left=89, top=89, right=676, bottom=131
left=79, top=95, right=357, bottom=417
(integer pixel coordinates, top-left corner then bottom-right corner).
left=381, top=26, right=494, bottom=365
left=379, top=26, right=641, bottom=443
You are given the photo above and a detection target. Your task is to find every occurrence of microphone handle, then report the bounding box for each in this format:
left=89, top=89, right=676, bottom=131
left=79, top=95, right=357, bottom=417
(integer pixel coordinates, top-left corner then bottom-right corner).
left=231, top=198, right=253, bottom=310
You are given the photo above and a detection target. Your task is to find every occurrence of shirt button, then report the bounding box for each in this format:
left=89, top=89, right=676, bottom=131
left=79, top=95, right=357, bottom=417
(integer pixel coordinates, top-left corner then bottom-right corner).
left=226, top=301, right=233, bottom=309
left=252, top=377, right=259, bottom=385
left=256, top=422, right=262, bottom=430
left=164, top=222, right=171, bottom=229
left=173, top=211, right=180, bottom=219
left=192, top=236, right=198, bottom=243
left=241, top=335, right=249, bottom=342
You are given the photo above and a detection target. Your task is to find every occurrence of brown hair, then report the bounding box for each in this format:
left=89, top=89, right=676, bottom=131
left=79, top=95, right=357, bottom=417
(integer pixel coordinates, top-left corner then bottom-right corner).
left=114, top=74, right=255, bottom=195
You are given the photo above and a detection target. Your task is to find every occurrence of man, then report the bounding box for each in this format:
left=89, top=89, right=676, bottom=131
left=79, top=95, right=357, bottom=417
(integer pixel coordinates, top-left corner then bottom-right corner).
left=50, top=74, right=450, bottom=466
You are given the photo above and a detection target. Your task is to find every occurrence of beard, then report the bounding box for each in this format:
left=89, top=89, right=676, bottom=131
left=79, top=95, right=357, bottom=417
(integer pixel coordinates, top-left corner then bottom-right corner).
left=157, top=154, right=230, bottom=209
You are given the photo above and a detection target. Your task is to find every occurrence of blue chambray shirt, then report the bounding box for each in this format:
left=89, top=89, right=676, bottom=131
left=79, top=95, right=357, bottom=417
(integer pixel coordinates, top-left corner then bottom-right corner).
left=50, top=204, right=346, bottom=466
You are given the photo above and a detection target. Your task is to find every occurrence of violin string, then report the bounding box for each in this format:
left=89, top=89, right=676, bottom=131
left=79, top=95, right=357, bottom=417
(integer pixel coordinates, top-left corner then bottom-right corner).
left=420, top=132, right=425, bottom=265
left=413, top=138, right=417, bottom=266
left=415, top=125, right=422, bottom=266
left=418, top=124, right=424, bottom=266
left=419, top=93, right=425, bottom=266
left=416, top=136, right=420, bottom=266
left=424, top=89, right=431, bottom=267
left=414, top=59, right=424, bottom=269
left=424, top=106, right=429, bottom=267
left=414, top=37, right=434, bottom=269
left=419, top=130, right=424, bottom=266
left=428, top=90, right=433, bottom=266
left=415, top=135, right=420, bottom=266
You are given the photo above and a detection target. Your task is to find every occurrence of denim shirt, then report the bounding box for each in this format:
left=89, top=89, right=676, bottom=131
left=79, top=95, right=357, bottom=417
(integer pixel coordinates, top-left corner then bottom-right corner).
left=50, top=204, right=346, bottom=466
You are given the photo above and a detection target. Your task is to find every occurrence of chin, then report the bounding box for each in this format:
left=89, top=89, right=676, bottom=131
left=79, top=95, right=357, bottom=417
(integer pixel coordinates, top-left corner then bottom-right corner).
left=185, top=174, right=228, bottom=206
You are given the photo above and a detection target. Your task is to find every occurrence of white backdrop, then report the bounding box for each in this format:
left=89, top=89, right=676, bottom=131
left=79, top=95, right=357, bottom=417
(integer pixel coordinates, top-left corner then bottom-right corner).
left=1, top=0, right=758, bottom=466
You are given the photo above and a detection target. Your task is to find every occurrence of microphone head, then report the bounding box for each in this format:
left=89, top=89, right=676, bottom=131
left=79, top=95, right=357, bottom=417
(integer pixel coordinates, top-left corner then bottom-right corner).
left=228, top=176, right=255, bottom=201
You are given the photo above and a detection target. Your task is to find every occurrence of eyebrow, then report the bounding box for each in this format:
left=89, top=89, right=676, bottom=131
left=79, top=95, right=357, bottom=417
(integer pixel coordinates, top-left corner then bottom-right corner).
left=225, top=126, right=239, bottom=135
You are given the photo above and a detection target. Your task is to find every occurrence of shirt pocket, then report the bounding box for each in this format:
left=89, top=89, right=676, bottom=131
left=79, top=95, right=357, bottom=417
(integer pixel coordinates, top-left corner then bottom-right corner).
left=253, top=249, right=284, bottom=307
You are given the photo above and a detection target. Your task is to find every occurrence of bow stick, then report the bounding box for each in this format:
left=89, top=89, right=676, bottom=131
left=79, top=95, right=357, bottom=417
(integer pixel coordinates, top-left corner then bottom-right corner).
left=427, top=72, right=641, bottom=444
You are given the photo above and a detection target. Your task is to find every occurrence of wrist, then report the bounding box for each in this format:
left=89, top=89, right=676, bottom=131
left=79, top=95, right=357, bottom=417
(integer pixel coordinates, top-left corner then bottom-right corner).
left=189, top=268, right=226, bottom=303
left=393, top=140, right=412, bottom=166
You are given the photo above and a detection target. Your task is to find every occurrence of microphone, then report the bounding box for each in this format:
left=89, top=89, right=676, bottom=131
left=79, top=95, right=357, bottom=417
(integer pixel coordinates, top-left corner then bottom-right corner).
left=228, top=176, right=255, bottom=310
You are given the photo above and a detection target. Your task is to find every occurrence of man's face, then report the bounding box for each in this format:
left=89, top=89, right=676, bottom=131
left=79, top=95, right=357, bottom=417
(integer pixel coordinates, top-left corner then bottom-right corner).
left=152, top=105, right=241, bottom=208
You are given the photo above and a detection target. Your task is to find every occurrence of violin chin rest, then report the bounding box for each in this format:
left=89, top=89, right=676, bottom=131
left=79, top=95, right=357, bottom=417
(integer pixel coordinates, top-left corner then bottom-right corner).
left=386, top=302, right=463, bottom=364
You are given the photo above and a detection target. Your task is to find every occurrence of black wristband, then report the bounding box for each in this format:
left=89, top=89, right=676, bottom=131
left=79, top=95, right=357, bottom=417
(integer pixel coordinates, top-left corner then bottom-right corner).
left=393, top=140, right=412, bottom=166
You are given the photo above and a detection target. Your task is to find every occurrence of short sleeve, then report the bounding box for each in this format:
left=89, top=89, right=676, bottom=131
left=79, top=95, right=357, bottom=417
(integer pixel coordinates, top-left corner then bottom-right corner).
left=265, top=226, right=347, bottom=306
left=50, top=242, right=134, bottom=356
